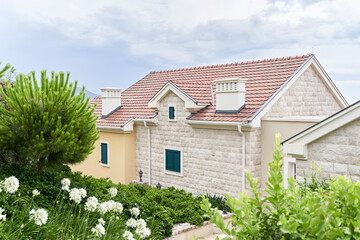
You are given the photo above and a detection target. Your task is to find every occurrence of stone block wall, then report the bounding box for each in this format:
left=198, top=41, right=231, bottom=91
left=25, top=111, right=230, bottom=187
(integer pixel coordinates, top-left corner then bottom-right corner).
left=264, top=66, right=342, bottom=118
left=136, top=92, right=263, bottom=197
left=297, top=118, right=360, bottom=182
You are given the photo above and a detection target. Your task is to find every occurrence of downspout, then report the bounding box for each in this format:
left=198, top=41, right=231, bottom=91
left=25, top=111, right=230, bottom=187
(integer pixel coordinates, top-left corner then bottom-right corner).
left=144, top=121, right=151, bottom=185
left=237, top=124, right=246, bottom=194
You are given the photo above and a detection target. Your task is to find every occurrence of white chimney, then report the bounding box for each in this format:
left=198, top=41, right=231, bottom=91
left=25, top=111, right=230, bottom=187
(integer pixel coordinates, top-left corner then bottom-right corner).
left=214, top=78, right=247, bottom=111
left=101, top=88, right=122, bottom=116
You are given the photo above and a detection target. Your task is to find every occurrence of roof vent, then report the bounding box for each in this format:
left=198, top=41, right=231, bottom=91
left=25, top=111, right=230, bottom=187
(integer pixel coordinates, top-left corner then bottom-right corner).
left=214, top=78, right=247, bottom=112
left=101, top=88, right=122, bottom=116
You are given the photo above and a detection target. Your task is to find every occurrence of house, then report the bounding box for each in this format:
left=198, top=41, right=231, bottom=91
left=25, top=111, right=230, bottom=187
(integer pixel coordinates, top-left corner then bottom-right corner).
left=283, top=100, right=360, bottom=185
left=70, top=54, right=347, bottom=196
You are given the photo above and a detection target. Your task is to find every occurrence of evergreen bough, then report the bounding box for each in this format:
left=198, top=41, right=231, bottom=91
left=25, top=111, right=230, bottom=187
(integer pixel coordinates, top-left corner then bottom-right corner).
left=0, top=70, right=99, bottom=172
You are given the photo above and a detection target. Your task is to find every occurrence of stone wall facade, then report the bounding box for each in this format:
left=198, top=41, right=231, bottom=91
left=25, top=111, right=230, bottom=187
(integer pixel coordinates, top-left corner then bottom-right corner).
left=264, top=66, right=342, bottom=118
left=136, top=92, right=262, bottom=196
left=297, top=118, right=360, bottom=182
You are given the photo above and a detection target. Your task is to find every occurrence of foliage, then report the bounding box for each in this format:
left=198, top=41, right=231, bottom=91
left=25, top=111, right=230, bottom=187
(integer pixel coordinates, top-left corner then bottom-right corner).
left=0, top=61, right=11, bottom=79
left=199, top=133, right=360, bottom=240
left=298, top=162, right=329, bottom=193
left=198, top=193, right=232, bottom=213
left=0, top=162, right=206, bottom=239
left=0, top=71, right=99, bottom=172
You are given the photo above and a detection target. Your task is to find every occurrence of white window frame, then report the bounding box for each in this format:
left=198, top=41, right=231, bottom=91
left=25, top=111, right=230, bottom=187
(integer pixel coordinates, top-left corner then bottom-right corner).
left=164, top=147, right=183, bottom=176
left=168, top=104, right=177, bottom=122
left=100, top=141, right=110, bottom=167
left=284, top=157, right=296, bottom=188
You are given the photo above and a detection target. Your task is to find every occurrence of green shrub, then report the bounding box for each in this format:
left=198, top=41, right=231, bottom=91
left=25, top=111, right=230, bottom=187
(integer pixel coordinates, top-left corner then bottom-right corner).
left=0, top=161, right=205, bottom=239
left=199, top=133, right=360, bottom=240
left=0, top=71, right=99, bottom=172
left=198, top=194, right=232, bottom=213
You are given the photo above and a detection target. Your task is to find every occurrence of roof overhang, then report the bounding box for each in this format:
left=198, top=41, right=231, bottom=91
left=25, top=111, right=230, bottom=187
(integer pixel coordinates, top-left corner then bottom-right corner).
left=249, top=55, right=348, bottom=128
left=97, top=117, right=158, bottom=133
left=148, top=81, right=208, bottom=112
left=186, top=119, right=252, bottom=130
left=283, top=100, right=360, bottom=160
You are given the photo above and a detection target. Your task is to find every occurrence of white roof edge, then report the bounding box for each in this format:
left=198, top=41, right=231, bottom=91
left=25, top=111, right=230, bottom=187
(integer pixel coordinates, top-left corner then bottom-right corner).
left=283, top=100, right=360, bottom=146
left=186, top=119, right=249, bottom=126
left=248, top=55, right=314, bottom=125
left=311, top=56, right=348, bottom=107
left=249, top=55, right=349, bottom=127
left=148, top=81, right=197, bottom=105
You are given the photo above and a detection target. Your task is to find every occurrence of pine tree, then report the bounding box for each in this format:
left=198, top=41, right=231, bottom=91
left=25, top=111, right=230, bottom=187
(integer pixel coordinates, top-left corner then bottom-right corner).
left=0, top=70, right=99, bottom=172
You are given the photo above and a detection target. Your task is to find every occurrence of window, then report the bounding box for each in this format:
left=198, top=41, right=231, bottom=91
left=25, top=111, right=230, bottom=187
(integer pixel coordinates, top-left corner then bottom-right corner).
left=284, top=157, right=296, bottom=188
left=165, top=149, right=181, bottom=175
left=169, top=106, right=175, bottom=120
left=100, top=142, right=109, bottom=166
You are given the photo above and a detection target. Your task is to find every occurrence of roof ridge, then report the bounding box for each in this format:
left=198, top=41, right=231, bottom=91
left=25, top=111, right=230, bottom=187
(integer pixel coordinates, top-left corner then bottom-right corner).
left=149, top=54, right=313, bottom=74
left=171, top=80, right=213, bottom=85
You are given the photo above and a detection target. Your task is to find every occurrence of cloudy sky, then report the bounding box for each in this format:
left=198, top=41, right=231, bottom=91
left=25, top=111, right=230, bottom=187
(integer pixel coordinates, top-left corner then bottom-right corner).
left=0, top=0, right=359, bottom=103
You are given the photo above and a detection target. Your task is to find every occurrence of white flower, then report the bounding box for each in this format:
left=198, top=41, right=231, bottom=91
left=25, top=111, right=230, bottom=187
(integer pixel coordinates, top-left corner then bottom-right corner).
left=29, top=208, right=48, bottom=226
left=98, top=218, right=105, bottom=225
left=123, top=231, right=135, bottom=240
left=130, top=207, right=140, bottom=217
left=136, top=219, right=147, bottom=229
left=108, top=187, right=117, bottom=198
left=61, top=178, right=71, bottom=191
left=85, top=197, right=98, bottom=212
left=79, top=188, right=87, bottom=198
left=136, top=226, right=151, bottom=239
left=0, top=207, right=6, bottom=221
left=98, top=201, right=111, bottom=215
left=32, top=189, right=40, bottom=197
left=126, top=218, right=137, bottom=228
left=113, top=202, right=123, bottom=214
left=3, top=176, right=19, bottom=194
left=91, top=223, right=105, bottom=237
left=69, top=188, right=82, bottom=204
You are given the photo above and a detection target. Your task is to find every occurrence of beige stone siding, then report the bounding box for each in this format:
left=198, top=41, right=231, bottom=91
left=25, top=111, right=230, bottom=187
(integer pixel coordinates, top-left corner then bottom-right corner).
left=136, top=92, right=262, bottom=196
left=264, top=66, right=342, bottom=118
left=246, top=127, right=262, bottom=191
left=297, top=118, right=360, bottom=182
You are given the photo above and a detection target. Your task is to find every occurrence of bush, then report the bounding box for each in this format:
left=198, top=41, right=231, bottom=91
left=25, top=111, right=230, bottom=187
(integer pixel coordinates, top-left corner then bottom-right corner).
left=0, top=71, right=99, bottom=172
left=200, top=133, right=360, bottom=240
left=198, top=194, right=232, bottom=213
left=0, top=161, right=205, bottom=239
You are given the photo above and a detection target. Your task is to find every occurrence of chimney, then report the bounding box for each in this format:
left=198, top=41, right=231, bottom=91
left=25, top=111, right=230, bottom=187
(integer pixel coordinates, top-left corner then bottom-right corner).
left=214, top=78, right=247, bottom=112
left=101, top=88, right=122, bottom=116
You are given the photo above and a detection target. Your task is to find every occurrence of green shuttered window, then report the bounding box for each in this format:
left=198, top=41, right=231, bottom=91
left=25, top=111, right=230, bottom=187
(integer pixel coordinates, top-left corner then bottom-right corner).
left=101, top=142, right=108, bottom=165
left=165, top=149, right=181, bottom=173
left=169, top=106, right=175, bottom=119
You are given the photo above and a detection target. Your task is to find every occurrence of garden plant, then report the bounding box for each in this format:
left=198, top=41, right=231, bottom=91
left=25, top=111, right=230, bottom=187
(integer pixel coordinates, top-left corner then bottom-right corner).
left=0, top=70, right=99, bottom=172
left=0, top=162, right=206, bottom=239
left=200, top=133, right=360, bottom=240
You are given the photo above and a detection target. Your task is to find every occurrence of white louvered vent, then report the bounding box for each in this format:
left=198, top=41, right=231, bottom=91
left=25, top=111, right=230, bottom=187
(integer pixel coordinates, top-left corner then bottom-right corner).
left=101, top=88, right=122, bottom=116
left=214, top=78, right=247, bottom=111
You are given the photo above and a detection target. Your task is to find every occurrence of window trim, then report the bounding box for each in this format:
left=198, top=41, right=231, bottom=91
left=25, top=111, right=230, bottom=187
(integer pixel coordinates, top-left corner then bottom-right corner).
left=168, top=104, right=176, bottom=121
left=284, top=157, right=296, bottom=188
left=164, top=147, right=183, bottom=176
left=100, top=141, right=110, bottom=167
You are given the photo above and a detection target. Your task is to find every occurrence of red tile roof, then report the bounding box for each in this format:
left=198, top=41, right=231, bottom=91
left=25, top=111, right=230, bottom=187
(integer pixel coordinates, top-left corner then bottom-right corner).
left=93, top=54, right=312, bottom=127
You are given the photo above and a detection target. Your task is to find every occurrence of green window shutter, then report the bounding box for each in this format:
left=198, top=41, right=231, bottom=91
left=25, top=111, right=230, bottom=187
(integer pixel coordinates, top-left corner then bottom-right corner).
left=165, top=149, right=181, bottom=173
left=169, top=106, right=175, bottom=119
left=101, top=143, right=108, bottom=164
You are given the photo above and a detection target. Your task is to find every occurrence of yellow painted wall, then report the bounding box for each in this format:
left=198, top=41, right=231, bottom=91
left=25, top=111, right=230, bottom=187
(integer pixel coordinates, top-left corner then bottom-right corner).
left=70, top=129, right=136, bottom=184
left=260, top=120, right=317, bottom=189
